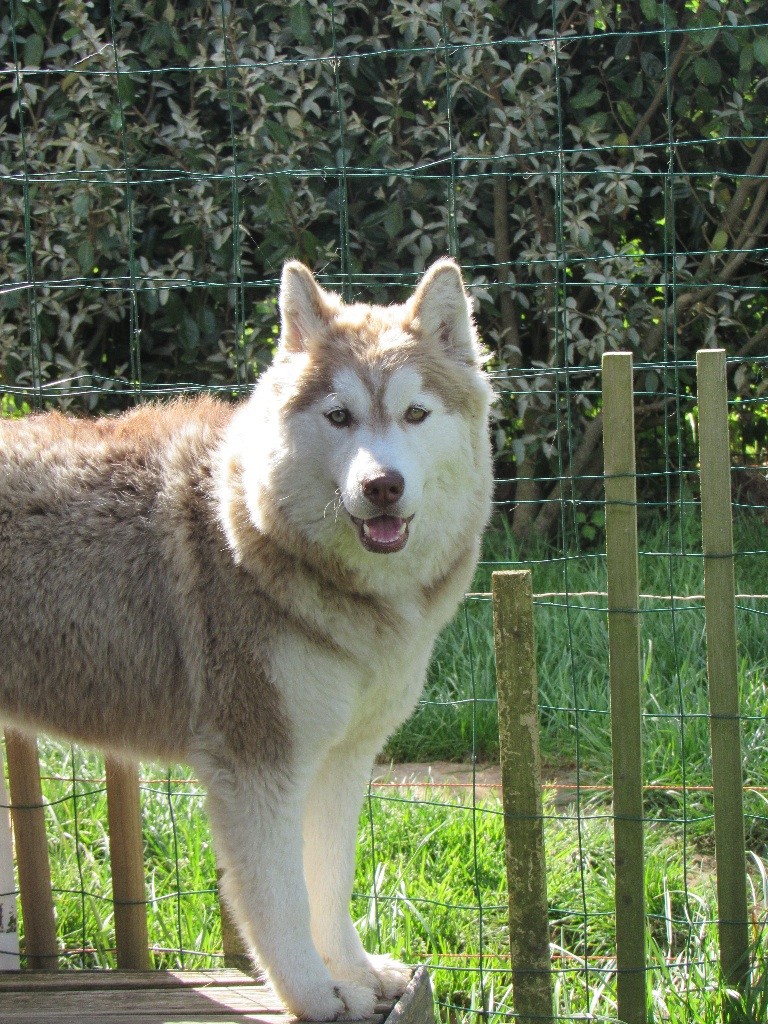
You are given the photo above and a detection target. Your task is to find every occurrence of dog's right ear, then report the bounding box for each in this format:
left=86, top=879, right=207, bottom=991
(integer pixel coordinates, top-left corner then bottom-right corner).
left=407, top=258, right=480, bottom=365
left=279, top=262, right=333, bottom=353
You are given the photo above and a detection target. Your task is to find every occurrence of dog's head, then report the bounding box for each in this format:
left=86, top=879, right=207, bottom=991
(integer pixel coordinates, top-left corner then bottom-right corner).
left=233, top=260, right=493, bottom=583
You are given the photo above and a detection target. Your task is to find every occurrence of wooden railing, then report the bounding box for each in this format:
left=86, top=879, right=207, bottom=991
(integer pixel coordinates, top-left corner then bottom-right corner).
left=1, top=735, right=247, bottom=973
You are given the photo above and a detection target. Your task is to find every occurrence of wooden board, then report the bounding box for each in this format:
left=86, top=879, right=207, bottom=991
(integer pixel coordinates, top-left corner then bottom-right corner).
left=0, top=965, right=434, bottom=1024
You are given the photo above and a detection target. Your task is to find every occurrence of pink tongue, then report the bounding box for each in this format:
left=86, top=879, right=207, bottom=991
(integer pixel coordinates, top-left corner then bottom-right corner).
left=366, top=516, right=404, bottom=543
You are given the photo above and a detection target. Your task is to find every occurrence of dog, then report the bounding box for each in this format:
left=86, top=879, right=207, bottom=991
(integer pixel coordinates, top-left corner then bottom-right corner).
left=0, top=259, right=493, bottom=1019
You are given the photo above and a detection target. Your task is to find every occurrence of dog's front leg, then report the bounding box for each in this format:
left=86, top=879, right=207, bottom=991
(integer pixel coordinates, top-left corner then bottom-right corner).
left=303, top=748, right=412, bottom=1002
left=204, top=770, right=378, bottom=1021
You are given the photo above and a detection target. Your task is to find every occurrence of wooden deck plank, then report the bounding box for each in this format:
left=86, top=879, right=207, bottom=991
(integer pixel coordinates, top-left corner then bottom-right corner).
left=1, top=985, right=293, bottom=1014
left=0, top=968, right=268, bottom=992
left=0, top=1011, right=290, bottom=1023
left=0, top=966, right=433, bottom=1024
left=0, top=1009, right=300, bottom=1022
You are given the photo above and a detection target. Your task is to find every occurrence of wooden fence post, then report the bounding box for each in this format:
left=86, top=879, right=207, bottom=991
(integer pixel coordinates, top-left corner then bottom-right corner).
left=602, top=351, right=648, bottom=1024
left=4, top=730, right=58, bottom=969
left=492, top=569, right=553, bottom=1024
left=105, top=757, right=150, bottom=970
left=0, top=742, right=20, bottom=969
left=696, top=349, right=750, bottom=999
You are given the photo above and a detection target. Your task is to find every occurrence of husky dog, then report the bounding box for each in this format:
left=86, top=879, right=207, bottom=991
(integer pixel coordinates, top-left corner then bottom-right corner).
left=0, top=260, right=493, bottom=1020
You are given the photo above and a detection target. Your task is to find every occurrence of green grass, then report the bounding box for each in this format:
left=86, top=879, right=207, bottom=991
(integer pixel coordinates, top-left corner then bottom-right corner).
left=5, top=509, right=768, bottom=1021
left=14, top=745, right=768, bottom=1022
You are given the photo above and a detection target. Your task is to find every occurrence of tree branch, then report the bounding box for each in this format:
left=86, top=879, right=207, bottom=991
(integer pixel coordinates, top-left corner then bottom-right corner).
left=533, top=412, right=604, bottom=539
left=642, top=143, right=768, bottom=356
left=484, top=71, right=521, bottom=364
left=737, top=320, right=768, bottom=359
left=628, top=35, right=690, bottom=147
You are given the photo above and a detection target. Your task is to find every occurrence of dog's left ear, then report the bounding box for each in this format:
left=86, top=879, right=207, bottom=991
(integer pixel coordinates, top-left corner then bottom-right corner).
left=279, top=261, right=335, bottom=353
left=408, top=258, right=479, bottom=363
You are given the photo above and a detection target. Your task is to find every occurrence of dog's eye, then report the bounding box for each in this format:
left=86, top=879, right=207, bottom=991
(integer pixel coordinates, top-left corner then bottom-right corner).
left=326, top=408, right=352, bottom=427
left=404, top=405, right=430, bottom=424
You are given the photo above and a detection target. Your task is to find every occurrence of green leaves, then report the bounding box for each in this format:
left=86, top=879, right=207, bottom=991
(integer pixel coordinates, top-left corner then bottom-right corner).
left=639, top=0, right=658, bottom=21
left=116, top=74, right=136, bottom=107
left=383, top=203, right=404, bottom=240
left=76, top=241, right=95, bottom=276
left=23, top=34, right=44, bottom=67
left=289, top=3, right=313, bottom=45
left=0, top=0, right=765, bottom=416
left=693, top=56, right=722, bottom=86
left=571, top=85, right=602, bottom=110
left=754, top=35, right=768, bottom=67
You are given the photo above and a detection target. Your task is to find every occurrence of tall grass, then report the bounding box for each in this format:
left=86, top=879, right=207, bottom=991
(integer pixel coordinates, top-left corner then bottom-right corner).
left=355, top=790, right=768, bottom=1024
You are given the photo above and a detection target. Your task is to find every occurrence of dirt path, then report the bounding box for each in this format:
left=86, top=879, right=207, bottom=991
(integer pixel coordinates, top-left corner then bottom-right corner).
left=371, top=761, right=589, bottom=811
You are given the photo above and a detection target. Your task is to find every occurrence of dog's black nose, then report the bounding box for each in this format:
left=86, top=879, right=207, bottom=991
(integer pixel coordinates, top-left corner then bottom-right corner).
left=362, top=470, right=405, bottom=508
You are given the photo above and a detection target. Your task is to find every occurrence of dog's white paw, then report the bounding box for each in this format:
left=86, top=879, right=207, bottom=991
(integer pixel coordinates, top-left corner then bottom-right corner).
left=365, top=953, right=412, bottom=1000
left=333, top=980, right=380, bottom=1021
left=327, top=953, right=411, bottom=1003
left=290, top=980, right=378, bottom=1021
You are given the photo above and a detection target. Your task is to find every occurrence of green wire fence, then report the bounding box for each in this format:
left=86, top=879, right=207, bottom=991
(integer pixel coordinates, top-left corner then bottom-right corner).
left=2, top=1, right=768, bottom=1021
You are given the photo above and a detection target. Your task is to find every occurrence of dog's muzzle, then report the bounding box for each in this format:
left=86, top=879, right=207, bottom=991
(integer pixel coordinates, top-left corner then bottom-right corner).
left=350, top=469, right=413, bottom=553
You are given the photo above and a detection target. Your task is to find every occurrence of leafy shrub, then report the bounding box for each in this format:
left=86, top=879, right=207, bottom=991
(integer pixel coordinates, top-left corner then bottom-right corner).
left=2, top=0, right=766, bottom=532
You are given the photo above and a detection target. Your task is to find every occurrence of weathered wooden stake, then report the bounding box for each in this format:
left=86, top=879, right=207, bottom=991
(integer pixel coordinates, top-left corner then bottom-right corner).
left=603, top=351, right=648, bottom=1024
left=0, top=744, right=20, bottom=969
left=492, top=569, right=553, bottom=1024
left=4, top=729, right=58, bottom=968
left=696, top=348, right=750, bottom=998
left=105, top=757, right=150, bottom=970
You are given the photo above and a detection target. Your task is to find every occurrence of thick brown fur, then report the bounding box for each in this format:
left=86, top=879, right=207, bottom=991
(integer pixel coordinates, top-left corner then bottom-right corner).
left=0, top=398, right=291, bottom=770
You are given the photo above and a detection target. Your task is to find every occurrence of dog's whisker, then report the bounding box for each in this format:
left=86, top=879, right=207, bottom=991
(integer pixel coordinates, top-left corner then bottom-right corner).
left=323, top=490, right=343, bottom=521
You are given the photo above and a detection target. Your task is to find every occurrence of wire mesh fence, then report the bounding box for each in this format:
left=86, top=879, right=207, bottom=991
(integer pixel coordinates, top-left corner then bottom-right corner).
left=2, top=1, right=768, bottom=1021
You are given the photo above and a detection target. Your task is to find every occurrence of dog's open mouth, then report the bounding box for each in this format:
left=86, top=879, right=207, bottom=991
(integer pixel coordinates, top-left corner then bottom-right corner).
left=351, top=514, right=413, bottom=554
